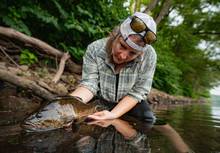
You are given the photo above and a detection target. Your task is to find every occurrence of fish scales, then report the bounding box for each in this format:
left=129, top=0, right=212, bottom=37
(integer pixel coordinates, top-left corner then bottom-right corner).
left=21, top=97, right=102, bottom=132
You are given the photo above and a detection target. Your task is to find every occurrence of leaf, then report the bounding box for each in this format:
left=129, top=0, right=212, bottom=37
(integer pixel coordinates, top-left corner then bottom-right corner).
left=20, top=49, right=38, bottom=65
left=21, top=5, right=60, bottom=29
left=52, top=0, right=68, bottom=19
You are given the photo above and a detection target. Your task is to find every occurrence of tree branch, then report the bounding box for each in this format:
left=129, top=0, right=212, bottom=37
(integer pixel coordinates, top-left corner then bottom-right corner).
left=52, top=52, right=70, bottom=83
left=0, top=26, right=82, bottom=74
left=143, top=0, right=160, bottom=13
left=193, top=31, right=220, bottom=35
left=0, top=27, right=62, bottom=57
left=155, top=0, right=173, bottom=24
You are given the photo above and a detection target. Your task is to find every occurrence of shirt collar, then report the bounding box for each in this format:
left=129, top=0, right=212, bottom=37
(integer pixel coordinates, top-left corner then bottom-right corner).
left=103, top=52, right=143, bottom=68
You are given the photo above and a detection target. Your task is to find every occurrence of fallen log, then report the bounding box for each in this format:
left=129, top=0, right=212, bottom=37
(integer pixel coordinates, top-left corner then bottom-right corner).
left=0, top=68, right=56, bottom=100
left=0, top=26, right=82, bottom=74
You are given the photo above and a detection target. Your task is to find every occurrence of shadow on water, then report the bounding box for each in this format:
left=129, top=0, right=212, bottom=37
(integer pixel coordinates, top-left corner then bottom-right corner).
left=1, top=95, right=220, bottom=153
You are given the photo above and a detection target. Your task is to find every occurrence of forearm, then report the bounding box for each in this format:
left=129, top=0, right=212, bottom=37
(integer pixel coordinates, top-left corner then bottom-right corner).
left=69, top=86, right=94, bottom=103
left=111, top=95, right=138, bottom=118
left=154, top=124, right=189, bottom=152
left=112, top=119, right=137, bottom=139
left=87, top=95, right=138, bottom=120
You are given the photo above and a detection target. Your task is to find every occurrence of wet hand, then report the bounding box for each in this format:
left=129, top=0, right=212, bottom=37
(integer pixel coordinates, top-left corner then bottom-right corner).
left=87, top=110, right=117, bottom=120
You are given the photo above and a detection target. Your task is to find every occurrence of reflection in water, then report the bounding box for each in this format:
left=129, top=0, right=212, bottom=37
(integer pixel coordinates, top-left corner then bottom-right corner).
left=3, top=96, right=220, bottom=153
left=211, top=95, right=220, bottom=123
left=83, top=118, right=152, bottom=153
left=72, top=116, right=193, bottom=153
left=155, top=96, right=220, bottom=153
left=0, top=116, right=193, bottom=153
left=153, top=123, right=193, bottom=153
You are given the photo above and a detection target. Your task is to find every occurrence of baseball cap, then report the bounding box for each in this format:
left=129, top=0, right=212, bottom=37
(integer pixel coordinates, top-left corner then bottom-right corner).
left=120, top=12, right=157, bottom=51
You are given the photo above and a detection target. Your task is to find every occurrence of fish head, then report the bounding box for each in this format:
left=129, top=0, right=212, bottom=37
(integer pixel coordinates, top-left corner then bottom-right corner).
left=22, top=101, right=75, bottom=132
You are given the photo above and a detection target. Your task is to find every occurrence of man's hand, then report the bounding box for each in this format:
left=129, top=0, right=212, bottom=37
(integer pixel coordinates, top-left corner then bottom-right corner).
left=87, top=110, right=117, bottom=120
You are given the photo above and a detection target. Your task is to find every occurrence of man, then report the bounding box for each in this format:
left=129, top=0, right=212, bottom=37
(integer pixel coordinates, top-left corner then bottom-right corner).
left=70, top=12, right=157, bottom=123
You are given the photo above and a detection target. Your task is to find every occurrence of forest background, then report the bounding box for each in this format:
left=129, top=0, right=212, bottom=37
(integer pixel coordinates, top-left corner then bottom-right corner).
left=0, top=0, right=220, bottom=99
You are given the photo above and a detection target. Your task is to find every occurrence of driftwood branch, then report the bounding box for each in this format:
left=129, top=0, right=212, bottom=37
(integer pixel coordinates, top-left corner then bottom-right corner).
left=0, top=68, right=56, bottom=100
left=0, top=27, right=62, bottom=57
left=0, top=46, right=20, bottom=68
left=0, top=26, right=82, bottom=74
left=0, top=37, right=21, bottom=53
left=52, top=52, right=70, bottom=83
left=155, top=0, right=173, bottom=24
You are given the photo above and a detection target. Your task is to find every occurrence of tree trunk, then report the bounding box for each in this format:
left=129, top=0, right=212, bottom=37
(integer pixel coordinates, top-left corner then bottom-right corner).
left=143, top=0, right=160, bottom=14
left=155, top=0, right=172, bottom=24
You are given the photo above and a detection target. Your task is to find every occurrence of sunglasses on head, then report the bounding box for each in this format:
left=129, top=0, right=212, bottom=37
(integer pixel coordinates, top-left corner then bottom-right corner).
left=130, top=16, right=157, bottom=44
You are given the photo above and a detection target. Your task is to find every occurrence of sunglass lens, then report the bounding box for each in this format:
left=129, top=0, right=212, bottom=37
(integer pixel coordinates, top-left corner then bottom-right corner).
left=130, top=17, right=146, bottom=33
left=144, top=31, right=156, bottom=44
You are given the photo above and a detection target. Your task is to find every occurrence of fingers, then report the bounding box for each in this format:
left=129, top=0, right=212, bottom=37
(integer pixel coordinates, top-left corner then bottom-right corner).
left=91, top=111, right=105, bottom=116
left=87, top=110, right=106, bottom=120
left=84, top=117, right=96, bottom=123
left=86, top=120, right=100, bottom=125
left=87, top=114, right=104, bottom=120
left=87, top=110, right=116, bottom=120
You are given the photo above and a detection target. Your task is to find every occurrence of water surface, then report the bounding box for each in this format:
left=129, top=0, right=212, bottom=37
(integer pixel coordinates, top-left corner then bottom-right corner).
left=0, top=95, right=220, bottom=153
left=152, top=95, right=220, bottom=153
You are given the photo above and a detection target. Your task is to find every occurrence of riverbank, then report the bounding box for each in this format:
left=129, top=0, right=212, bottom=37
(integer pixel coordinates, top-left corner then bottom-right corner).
left=0, top=81, right=206, bottom=126
left=148, top=88, right=206, bottom=111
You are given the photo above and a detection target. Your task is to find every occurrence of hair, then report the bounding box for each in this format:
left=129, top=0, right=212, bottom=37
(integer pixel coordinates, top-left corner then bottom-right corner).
left=105, top=25, right=146, bottom=64
left=105, top=26, right=120, bottom=59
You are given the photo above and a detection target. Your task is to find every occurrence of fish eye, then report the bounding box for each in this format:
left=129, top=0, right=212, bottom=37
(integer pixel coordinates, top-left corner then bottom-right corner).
left=28, top=115, right=35, bottom=120
left=36, top=113, right=42, bottom=118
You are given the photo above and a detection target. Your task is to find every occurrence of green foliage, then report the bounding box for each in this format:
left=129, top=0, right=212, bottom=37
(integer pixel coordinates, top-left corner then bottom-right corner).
left=0, top=0, right=128, bottom=62
left=1, top=0, right=220, bottom=98
left=21, top=5, right=60, bottom=29
left=20, top=49, right=38, bottom=65
left=1, top=6, right=31, bottom=35
left=152, top=27, right=183, bottom=95
left=60, top=43, right=84, bottom=61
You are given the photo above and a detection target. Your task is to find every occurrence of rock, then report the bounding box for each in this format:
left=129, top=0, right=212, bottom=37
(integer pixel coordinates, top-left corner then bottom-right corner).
left=19, top=65, right=29, bottom=71
left=148, top=88, right=205, bottom=107
left=55, top=83, right=68, bottom=95
left=61, top=75, right=76, bottom=84
left=8, top=66, right=22, bottom=74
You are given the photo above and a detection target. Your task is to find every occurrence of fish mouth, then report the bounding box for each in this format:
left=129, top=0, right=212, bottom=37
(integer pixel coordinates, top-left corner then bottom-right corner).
left=21, top=121, right=37, bottom=131
left=21, top=119, right=71, bottom=132
left=21, top=121, right=51, bottom=132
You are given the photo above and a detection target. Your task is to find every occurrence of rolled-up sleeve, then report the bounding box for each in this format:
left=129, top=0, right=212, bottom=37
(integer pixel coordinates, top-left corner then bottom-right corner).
left=128, top=47, right=157, bottom=102
left=79, top=44, right=99, bottom=95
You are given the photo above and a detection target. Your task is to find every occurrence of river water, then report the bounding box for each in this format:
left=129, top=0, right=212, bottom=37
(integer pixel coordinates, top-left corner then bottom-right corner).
left=0, top=95, right=219, bottom=153
left=151, top=94, right=220, bottom=153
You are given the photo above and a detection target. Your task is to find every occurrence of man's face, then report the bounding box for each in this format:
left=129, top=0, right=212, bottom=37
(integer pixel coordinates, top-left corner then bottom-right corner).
left=111, top=35, right=144, bottom=65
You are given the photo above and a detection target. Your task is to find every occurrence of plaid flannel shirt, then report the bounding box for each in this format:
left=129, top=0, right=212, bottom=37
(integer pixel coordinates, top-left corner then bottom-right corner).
left=80, top=38, right=157, bottom=103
